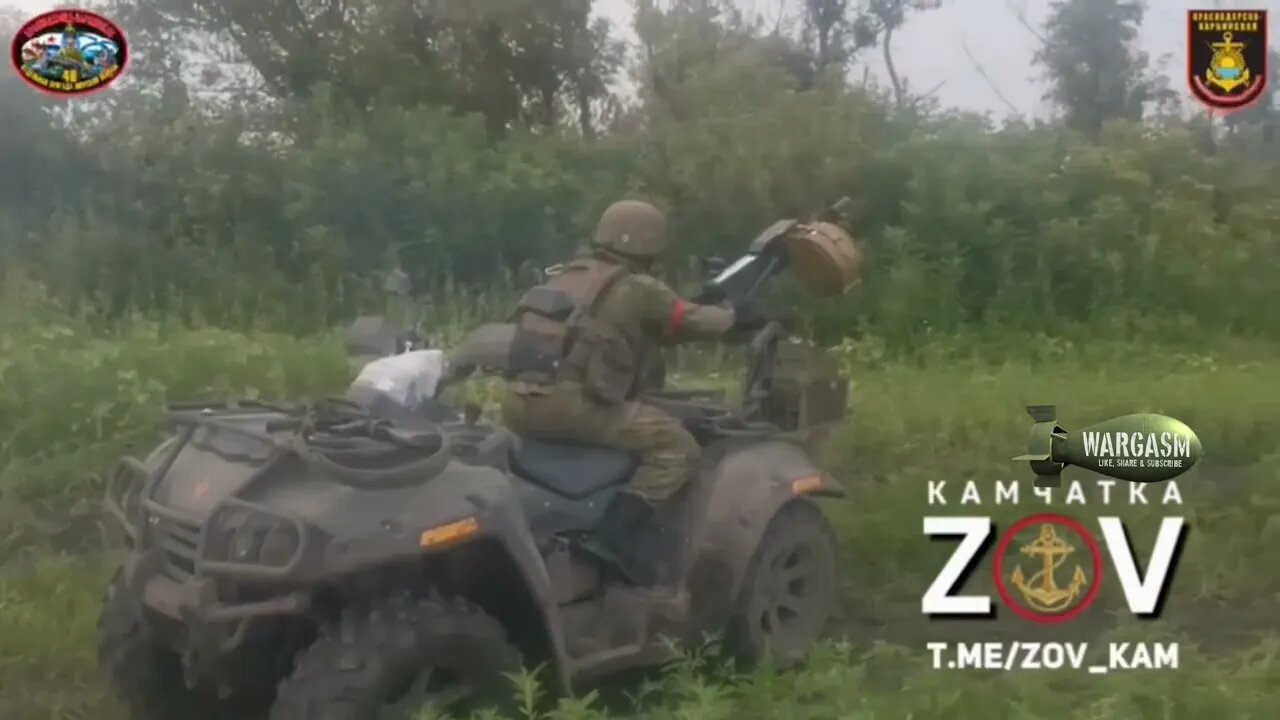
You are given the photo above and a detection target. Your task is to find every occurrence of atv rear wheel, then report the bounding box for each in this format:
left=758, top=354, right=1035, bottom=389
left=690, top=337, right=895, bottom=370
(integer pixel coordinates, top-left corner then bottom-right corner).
left=728, top=500, right=838, bottom=667
left=97, top=571, right=240, bottom=720
left=270, top=594, right=521, bottom=720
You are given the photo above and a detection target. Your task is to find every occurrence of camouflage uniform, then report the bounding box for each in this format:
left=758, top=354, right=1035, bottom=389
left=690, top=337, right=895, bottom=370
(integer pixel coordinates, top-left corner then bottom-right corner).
left=501, top=201, right=735, bottom=504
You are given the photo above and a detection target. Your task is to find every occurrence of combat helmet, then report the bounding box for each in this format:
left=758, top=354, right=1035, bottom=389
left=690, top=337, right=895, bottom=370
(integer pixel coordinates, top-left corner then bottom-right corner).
left=591, top=200, right=668, bottom=258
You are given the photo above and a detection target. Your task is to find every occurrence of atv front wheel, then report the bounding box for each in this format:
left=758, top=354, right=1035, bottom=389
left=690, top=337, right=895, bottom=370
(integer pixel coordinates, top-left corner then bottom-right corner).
left=270, top=594, right=521, bottom=720
left=97, top=571, right=239, bottom=720
left=728, top=499, right=839, bottom=667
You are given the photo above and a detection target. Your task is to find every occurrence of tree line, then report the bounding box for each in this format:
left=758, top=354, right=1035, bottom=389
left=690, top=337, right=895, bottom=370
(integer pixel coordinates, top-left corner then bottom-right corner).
left=1, top=0, right=1277, bottom=344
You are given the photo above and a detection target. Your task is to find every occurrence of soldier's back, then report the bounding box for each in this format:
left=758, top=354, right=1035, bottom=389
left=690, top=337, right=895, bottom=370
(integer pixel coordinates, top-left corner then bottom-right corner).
left=590, top=272, right=670, bottom=342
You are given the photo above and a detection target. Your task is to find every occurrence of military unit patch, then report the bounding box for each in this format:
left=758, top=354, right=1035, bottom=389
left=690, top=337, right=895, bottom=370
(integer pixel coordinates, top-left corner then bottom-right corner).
left=1187, top=9, right=1269, bottom=113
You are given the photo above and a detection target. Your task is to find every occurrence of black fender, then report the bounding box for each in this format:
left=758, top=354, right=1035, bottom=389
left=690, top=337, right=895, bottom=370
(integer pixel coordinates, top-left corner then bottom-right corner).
left=251, top=462, right=574, bottom=696
left=683, top=438, right=844, bottom=637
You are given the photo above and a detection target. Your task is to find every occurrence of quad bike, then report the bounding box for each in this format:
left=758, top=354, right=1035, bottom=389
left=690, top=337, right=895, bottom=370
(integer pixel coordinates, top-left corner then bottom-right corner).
left=97, top=212, right=862, bottom=719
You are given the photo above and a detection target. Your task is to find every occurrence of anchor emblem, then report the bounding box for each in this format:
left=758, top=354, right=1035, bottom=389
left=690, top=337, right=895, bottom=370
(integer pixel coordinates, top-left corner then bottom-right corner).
left=1205, top=31, right=1252, bottom=95
left=1009, top=523, right=1088, bottom=614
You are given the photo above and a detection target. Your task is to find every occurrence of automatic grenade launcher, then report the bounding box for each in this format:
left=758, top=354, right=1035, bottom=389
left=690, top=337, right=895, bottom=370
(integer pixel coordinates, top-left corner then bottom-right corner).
left=693, top=197, right=863, bottom=323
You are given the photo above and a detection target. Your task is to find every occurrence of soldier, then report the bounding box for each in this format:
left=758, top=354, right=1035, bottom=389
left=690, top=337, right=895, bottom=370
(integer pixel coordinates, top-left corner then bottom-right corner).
left=502, top=200, right=760, bottom=599
left=57, top=25, right=84, bottom=66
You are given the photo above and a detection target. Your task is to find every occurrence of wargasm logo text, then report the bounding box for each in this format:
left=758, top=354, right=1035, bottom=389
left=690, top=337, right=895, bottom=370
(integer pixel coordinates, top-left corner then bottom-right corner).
left=1015, top=406, right=1203, bottom=486
left=10, top=9, right=128, bottom=97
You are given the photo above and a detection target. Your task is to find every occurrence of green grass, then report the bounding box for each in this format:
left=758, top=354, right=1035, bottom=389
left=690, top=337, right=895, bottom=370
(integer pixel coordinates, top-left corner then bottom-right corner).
left=0, top=557, right=118, bottom=720
left=1, top=291, right=1279, bottom=718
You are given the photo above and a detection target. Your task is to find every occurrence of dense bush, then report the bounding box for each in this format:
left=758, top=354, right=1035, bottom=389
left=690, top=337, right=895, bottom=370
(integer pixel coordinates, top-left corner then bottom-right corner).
left=2, top=2, right=1277, bottom=342
left=15, top=93, right=1280, bottom=342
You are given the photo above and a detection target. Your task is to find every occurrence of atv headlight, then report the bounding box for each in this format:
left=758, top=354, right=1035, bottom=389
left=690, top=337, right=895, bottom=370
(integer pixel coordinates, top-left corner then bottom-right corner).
left=229, top=516, right=299, bottom=567
left=209, top=507, right=301, bottom=568
left=257, top=523, right=300, bottom=567
left=230, top=520, right=263, bottom=563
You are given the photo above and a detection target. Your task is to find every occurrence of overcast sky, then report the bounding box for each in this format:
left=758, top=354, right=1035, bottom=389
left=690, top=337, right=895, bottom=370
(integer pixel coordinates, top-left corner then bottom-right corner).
left=9, top=0, right=1278, bottom=117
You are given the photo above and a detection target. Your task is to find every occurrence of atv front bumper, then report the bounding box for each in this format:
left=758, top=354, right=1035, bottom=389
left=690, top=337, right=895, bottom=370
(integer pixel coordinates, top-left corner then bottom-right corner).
left=116, top=549, right=306, bottom=683
left=106, top=448, right=314, bottom=660
left=123, top=545, right=310, bottom=626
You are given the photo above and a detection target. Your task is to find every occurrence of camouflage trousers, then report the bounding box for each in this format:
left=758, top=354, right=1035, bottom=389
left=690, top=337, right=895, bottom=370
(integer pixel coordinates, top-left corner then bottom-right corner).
left=500, top=382, right=698, bottom=502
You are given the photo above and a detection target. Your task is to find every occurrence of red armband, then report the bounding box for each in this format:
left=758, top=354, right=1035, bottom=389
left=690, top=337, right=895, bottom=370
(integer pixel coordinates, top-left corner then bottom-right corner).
left=665, top=299, right=688, bottom=336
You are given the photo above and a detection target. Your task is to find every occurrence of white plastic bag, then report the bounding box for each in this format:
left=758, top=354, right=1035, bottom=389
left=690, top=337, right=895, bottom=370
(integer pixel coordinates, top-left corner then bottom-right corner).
left=349, top=349, right=446, bottom=409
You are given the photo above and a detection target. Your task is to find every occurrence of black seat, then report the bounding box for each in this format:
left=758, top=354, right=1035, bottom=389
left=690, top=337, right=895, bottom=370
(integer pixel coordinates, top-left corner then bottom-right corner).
left=509, top=437, right=638, bottom=499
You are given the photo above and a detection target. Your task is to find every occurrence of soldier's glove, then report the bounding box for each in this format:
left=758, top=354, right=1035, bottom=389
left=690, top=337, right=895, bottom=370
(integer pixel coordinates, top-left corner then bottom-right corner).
left=693, top=283, right=726, bottom=305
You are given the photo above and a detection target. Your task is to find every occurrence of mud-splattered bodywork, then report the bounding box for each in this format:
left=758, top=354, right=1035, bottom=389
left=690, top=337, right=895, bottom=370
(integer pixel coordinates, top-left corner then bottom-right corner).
left=106, top=408, right=574, bottom=692
left=104, top=335, right=849, bottom=696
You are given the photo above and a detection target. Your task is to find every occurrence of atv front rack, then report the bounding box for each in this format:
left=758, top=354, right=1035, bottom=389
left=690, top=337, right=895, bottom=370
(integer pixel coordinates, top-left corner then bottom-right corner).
left=104, top=423, right=196, bottom=545
left=106, top=422, right=312, bottom=585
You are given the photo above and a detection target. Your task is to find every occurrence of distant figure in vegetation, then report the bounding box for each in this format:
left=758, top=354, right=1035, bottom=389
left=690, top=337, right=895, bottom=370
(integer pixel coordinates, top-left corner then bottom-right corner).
left=501, top=200, right=750, bottom=599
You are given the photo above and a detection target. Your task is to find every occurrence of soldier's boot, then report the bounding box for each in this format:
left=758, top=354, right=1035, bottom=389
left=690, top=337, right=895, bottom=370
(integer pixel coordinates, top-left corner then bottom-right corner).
left=594, top=492, right=661, bottom=580
left=566, top=492, right=689, bottom=659
left=582, top=491, right=642, bottom=576
left=596, top=490, right=692, bottom=635
left=637, top=490, right=692, bottom=594
left=597, top=492, right=686, bottom=584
